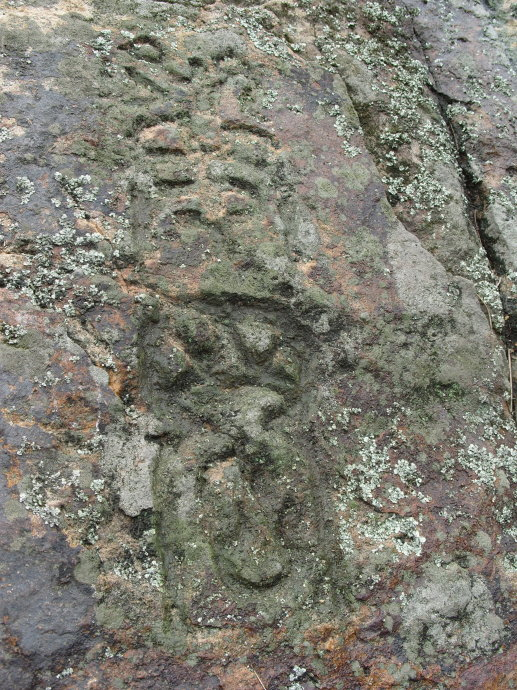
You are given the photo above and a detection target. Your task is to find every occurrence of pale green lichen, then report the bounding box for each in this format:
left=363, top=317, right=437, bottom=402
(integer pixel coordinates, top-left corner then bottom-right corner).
left=0, top=321, right=27, bottom=345
left=336, top=406, right=362, bottom=431
left=90, top=478, right=106, bottom=498
left=19, top=469, right=62, bottom=527
left=361, top=514, right=426, bottom=556
left=460, top=248, right=504, bottom=331
left=261, top=89, right=278, bottom=109
left=490, top=175, right=517, bottom=219
left=288, top=665, right=309, bottom=690
left=91, top=30, right=113, bottom=58
left=54, top=172, right=99, bottom=207
left=331, top=108, right=362, bottom=158
left=4, top=213, right=108, bottom=311
left=446, top=102, right=480, bottom=143
left=363, top=1, right=404, bottom=26
left=440, top=416, right=517, bottom=529
left=0, top=127, right=13, bottom=143
left=492, top=74, right=512, bottom=96
left=33, top=371, right=61, bottom=388
left=463, top=402, right=514, bottom=441
left=382, top=161, right=451, bottom=219
left=456, top=442, right=517, bottom=489
left=228, top=7, right=293, bottom=59
left=16, top=176, right=35, bottom=204
left=19, top=464, right=107, bottom=542
left=111, top=529, right=163, bottom=590
left=341, top=434, right=391, bottom=509
left=393, top=458, right=422, bottom=486
left=339, top=511, right=426, bottom=558
left=316, top=98, right=363, bottom=158
left=312, top=11, right=465, bottom=232
left=16, top=436, right=41, bottom=456
left=337, top=431, right=429, bottom=559
left=503, top=553, right=517, bottom=571
left=386, top=485, right=405, bottom=503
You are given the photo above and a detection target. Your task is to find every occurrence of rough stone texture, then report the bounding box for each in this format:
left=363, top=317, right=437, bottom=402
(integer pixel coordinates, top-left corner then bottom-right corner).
left=0, top=0, right=516, bottom=688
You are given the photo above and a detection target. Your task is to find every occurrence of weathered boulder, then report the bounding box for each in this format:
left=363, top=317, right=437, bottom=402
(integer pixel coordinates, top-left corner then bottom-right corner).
left=0, top=1, right=515, bottom=688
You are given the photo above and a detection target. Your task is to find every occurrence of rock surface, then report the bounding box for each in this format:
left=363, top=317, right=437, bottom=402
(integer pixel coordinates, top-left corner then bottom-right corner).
left=0, top=0, right=516, bottom=687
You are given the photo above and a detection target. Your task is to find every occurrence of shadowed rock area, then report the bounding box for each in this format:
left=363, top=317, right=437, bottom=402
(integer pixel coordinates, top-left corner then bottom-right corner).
left=0, top=0, right=516, bottom=687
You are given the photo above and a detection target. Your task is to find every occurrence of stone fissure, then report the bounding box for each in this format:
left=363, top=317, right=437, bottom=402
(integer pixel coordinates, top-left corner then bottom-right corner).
left=430, top=85, right=506, bottom=307
left=410, top=17, right=517, bottom=414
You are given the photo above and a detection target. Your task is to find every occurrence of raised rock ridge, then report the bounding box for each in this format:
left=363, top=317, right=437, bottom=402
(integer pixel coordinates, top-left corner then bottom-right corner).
left=0, top=1, right=516, bottom=688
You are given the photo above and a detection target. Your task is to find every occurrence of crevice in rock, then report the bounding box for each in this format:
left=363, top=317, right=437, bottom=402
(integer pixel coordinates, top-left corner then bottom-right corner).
left=414, top=31, right=516, bottom=413
left=427, top=85, right=503, bottom=272
left=409, top=26, right=503, bottom=264
left=412, top=25, right=511, bottom=336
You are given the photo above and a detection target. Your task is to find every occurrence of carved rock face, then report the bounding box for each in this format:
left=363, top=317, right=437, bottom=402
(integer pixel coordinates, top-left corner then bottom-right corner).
left=123, top=57, right=353, bottom=617
left=145, top=289, right=343, bottom=619
left=1, top=1, right=516, bottom=688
